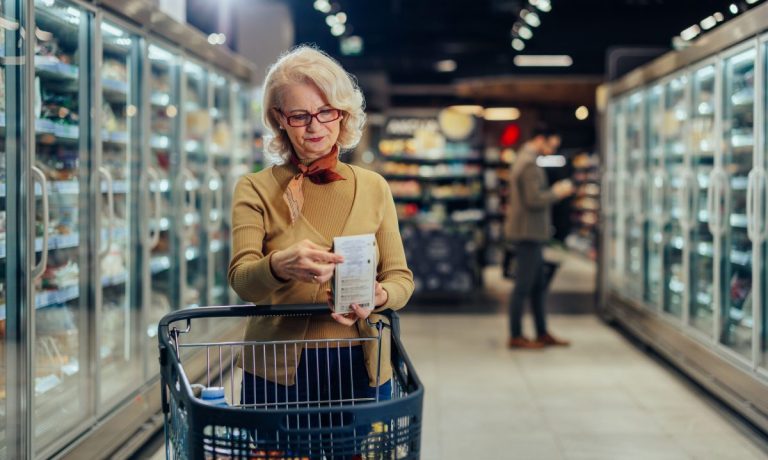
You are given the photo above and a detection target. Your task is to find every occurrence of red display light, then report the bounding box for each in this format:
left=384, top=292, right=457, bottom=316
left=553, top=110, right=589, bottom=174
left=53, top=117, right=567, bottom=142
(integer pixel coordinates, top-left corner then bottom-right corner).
left=500, top=124, right=520, bottom=147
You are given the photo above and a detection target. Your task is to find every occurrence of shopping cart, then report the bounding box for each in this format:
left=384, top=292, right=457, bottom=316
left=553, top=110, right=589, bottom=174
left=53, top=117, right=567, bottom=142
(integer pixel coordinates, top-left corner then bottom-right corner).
left=158, top=304, right=423, bottom=459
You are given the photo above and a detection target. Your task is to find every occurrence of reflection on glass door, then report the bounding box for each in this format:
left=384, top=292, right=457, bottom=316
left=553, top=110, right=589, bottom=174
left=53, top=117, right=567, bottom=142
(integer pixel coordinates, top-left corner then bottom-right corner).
left=624, top=92, right=645, bottom=300
left=661, top=75, right=688, bottom=319
left=97, top=20, right=141, bottom=406
left=762, top=40, right=768, bottom=371
left=145, top=43, right=179, bottom=366
left=32, top=0, right=90, bottom=450
left=611, top=100, right=626, bottom=289
left=209, top=73, right=229, bottom=306
left=688, top=64, right=717, bottom=336
left=182, top=60, right=209, bottom=308
left=0, top=0, right=18, bottom=453
left=719, top=47, right=755, bottom=359
left=646, top=85, right=663, bottom=306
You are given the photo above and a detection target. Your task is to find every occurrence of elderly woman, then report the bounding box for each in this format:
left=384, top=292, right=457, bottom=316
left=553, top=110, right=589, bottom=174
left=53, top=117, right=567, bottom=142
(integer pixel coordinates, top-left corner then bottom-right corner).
left=228, top=45, right=414, bottom=407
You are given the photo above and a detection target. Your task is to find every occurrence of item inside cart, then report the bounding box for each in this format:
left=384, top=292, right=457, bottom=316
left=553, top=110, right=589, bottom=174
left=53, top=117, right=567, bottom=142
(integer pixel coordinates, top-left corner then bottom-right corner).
left=159, top=304, right=423, bottom=460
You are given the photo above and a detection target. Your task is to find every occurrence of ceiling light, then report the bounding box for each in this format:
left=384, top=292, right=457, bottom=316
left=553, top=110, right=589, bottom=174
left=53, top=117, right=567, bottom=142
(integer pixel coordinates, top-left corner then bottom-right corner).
left=313, top=0, right=331, bottom=13
left=484, top=107, right=520, bottom=121
left=524, top=11, right=541, bottom=27
left=511, top=38, right=525, bottom=51
left=336, top=12, right=347, bottom=24
left=534, top=0, right=551, bottom=12
left=729, top=3, right=738, bottom=14
left=513, top=55, right=572, bottom=67
left=518, top=25, right=533, bottom=40
left=436, top=59, right=457, bottom=72
left=700, top=15, right=717, bottom=30
left=575, top=106, right=589, bottom=120
left=331, top=24, right=346, bottom=36
left=326, top=15, right=338, bottom=27
left=207, top=33, right=218, bottom=45
left=680, top=24, right=701, bottom=41
left=449, top=105, right=484, bottom=116
left=713, top=12, right=724, bottom=21
left=746, top=0, right=759, bottom=4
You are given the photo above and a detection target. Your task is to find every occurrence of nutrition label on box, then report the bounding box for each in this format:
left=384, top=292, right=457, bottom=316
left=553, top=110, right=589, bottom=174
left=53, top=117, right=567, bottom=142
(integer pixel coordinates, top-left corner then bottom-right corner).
left=333, top=234, right=376, bottom=314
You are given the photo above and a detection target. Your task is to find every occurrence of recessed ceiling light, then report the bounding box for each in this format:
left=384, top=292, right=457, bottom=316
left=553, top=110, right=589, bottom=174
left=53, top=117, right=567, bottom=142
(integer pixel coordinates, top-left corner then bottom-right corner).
left=680, top=24, right=701, bottom=41
left=524, top=11, right=541, bottom=27
left=518, top=25, right=533, bottom=40
left=449, top=105, right=485, bottom=116
left=436, top=59, right=457, bottom=72
left=700, top=15, right=717, bottom=30
left=729, top=3, right=739, bottom=14
left=575, top=106, right=589, bottom=120
left=513, top=55, right=572, bottom=67
left=511, top=38, right=525, bottom=51
left=484, top=107, right=520, bottom=121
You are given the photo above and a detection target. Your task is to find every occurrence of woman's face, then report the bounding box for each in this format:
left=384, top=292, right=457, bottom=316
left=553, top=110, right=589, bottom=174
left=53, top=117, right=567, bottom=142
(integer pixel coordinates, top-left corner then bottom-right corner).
left=277, top=82, right=341, bottom=162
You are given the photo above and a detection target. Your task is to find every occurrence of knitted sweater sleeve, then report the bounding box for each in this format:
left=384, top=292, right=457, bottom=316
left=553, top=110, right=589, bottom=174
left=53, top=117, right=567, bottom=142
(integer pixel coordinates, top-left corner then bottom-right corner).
left=375, top=178, right=415, bottom=312
left=228, top=175, right=285, bottom=303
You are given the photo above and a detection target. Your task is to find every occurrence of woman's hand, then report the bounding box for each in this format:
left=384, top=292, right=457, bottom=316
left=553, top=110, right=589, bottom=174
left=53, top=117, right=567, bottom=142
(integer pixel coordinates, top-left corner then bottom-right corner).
left=325, top=281, right=387, bottom=326
left=270, top=239, right=343, bottom=284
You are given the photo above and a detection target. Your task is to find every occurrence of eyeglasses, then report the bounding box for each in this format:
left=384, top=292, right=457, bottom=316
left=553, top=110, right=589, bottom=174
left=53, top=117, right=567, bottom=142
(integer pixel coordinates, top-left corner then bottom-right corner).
left=275, top=108, right=342, bottom=127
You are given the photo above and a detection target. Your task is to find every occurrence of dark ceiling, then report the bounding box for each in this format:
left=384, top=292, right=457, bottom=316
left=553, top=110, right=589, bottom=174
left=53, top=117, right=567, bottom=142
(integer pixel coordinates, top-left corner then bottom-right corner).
left=187, top=0, right=763, bottom=106
left=286, top=0, right=741, bottom=81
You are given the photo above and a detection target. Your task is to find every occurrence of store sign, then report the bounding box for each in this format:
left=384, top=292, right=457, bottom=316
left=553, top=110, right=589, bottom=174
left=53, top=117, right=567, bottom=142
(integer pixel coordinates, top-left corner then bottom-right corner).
left=384, top=117, right=440, bottom=136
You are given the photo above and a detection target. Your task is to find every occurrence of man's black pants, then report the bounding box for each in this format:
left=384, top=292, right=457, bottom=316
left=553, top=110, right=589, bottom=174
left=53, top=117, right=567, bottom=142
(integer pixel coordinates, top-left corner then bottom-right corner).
left=508, top=241, right=549, bottom=338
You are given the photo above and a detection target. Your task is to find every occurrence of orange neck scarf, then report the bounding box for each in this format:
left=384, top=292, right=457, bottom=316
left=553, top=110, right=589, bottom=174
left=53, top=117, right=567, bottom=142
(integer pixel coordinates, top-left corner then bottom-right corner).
left=283, top=145, right=346, bottom=225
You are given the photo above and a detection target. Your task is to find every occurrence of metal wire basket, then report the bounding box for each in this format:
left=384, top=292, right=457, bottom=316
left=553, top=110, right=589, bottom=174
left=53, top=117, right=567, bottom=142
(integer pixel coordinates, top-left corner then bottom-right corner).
left=158, top=304, right=423, bottom=459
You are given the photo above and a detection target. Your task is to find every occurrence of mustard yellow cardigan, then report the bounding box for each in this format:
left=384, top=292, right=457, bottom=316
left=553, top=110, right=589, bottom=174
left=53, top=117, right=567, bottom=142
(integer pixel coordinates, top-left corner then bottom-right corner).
left=228, top=161, right=414, bottom=386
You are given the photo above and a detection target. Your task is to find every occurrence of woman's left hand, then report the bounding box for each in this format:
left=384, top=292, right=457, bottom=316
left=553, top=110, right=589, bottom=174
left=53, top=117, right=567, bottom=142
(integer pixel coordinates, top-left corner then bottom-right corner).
left=326, top=282, right=388, bottom=326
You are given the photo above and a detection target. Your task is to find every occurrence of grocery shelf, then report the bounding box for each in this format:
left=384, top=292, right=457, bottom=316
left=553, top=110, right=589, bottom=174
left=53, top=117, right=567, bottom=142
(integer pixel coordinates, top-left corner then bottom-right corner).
left=102, top=79, right=128, bottom=99
left=381, top=155, right=483, bottom=164
left=36, top=119, right=79, bottom=140
left=150, top=255, right=171, bottom=274
left=101, top=271, right=128, bottom=288
left=102, top=130, right=129, bottom=144
left=151, top=92, right=171, bottom=107
left=384, top=173, right=482, bottom=181
left=35, top=58, right=79, bottom=81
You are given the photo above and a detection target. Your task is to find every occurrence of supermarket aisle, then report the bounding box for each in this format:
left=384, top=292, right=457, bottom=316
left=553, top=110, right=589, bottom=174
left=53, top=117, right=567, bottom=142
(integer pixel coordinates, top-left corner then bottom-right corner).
left=141, top=252, right=768, bottom=459
left=403, top=313, right=768, bottom=460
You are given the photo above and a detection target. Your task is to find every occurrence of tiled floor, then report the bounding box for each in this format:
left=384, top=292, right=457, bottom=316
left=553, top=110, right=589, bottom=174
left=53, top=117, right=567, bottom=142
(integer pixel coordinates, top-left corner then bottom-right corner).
left=402, top=313, right=768, bottom=460
left=143, top=255, right=768, bottom=459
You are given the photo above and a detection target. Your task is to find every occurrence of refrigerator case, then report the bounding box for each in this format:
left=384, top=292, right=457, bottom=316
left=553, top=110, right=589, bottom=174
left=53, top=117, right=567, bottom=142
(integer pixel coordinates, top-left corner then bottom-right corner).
left=623, top=91, right=645, bottom=301
left=209, top=72, right=229, bottom=307
left=688, top=62, right=717, bottom=338
left=32, top=0, right=92, bottom=450
left=96, top=18, right=144, bottom=409
left=661, top=74, right=689, bottom=319
left=180, top=60, right=209, bottom=309
left=646, top=84, right=664, bottom=307
left=144, top=42, right=180, bottom=377
left=718, top=46, right=757, bottom=359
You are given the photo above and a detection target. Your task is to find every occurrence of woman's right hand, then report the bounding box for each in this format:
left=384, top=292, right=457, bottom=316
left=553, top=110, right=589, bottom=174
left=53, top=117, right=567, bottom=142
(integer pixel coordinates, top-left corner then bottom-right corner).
left=270, top=239, right=344, bottom=284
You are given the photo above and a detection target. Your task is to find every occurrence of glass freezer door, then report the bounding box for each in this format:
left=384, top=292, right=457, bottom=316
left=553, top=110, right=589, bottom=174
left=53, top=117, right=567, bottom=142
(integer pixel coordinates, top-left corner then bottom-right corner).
left=661, top=75, right=689, bottom=319
left=209, top=73, right=229, bottom=306
left=762, top=39, right=768, bottom=371
left=32, top=0, right=91, bottom=450
left=624, top=92, right=645, bottom=301
left=688, top=64, right=717, bottom=337
left=145, top=43, right=179, bottom=369
left=181, top=60, right=209, bottom=308
left=97, top=20, right=141, bottom=407
left=646, top=84, right=663, bottom=306
left=719, top=47, right=756, bottom=359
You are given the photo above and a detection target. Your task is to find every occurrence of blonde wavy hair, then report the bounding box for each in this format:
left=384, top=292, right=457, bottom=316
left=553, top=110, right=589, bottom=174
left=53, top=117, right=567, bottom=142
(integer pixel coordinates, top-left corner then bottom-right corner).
left=262, top=45, right=366, bottom=162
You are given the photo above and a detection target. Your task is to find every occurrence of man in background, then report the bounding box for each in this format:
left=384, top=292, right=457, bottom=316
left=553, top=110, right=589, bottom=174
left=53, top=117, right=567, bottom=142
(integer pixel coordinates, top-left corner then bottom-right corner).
left=505, top=125, right=574, bottom=349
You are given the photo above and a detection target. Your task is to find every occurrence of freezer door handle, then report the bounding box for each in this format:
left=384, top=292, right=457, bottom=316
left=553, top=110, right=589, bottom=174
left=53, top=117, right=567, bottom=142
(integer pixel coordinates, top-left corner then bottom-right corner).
left=147, top=167, right=162, bottom=249
left=706, top=169, right=718, bottom=236
left=31, top=166, right=49, bottom=280
left=602, top=171, right=614, bottom=216
left=98, top=166, right=116, bottom=259
left=748, top=167, right=767, bottom=242
left=179, top=168, right=197, bottom=239
left=207, top=169, right=224, bottom=231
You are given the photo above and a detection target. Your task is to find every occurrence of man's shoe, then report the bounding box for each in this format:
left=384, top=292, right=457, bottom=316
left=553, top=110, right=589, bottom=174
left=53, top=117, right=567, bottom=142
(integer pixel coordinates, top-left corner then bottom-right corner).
left=537, top=333, right=570, bottom=347
left=507, top=336, right=545, bottom=349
